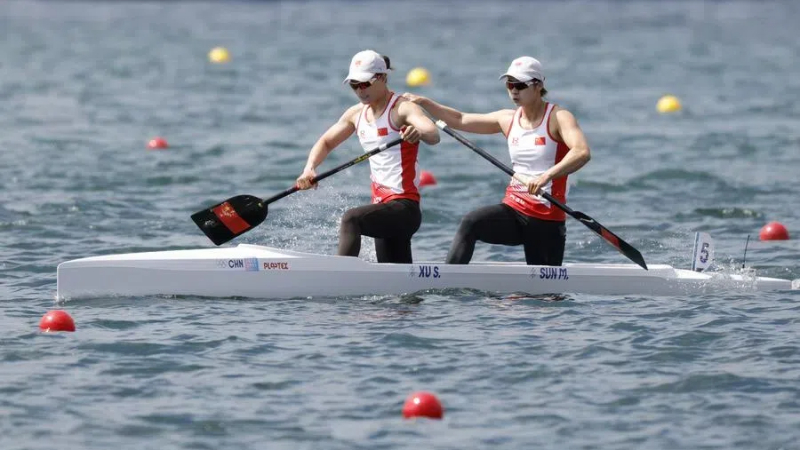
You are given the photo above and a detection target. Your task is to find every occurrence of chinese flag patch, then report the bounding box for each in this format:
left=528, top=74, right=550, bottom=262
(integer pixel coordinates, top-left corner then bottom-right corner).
left=534, top=136, right=546, bottom=145
left=378, top=127, right=388, bottom=136
left=212, top=202, right=250, bottom=234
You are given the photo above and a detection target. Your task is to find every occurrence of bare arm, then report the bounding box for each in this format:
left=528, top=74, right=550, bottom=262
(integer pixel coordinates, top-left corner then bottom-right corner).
left=296, top=105, right=359, bottom=189
left=303, top=105, right=359, bottom=172
left=402, top=93, right=507, bottom=135
left=396, top=99, right=440, bottom=145
left=547, top=108, right=591, bottom=179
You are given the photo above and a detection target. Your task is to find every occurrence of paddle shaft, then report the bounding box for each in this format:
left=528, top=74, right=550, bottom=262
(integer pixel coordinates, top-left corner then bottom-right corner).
left=262, top=138, right=403, bottom=205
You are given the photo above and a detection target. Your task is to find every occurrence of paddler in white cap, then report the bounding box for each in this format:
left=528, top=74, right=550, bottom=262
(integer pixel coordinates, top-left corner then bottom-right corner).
left=403, top=56, right=591, bottom=266
left=296, top=50, right=440, bottom=263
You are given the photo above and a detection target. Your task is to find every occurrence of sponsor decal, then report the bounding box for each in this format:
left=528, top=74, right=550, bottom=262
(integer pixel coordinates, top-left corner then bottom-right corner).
left=540, top=267, right=569, bottom=280
left=262, top=261, right=289, bottom=270
left=244, top=258, right=259, bottom=272
left=215, top=258, right=259, bottom=271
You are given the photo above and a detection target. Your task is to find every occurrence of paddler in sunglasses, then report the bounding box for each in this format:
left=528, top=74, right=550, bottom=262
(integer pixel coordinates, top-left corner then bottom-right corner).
left=402, top=56, right=591, bottom=266
left=296, top=50, right=440, bottom=263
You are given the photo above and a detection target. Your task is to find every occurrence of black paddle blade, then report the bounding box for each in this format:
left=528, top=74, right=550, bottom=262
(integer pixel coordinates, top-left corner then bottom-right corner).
left=573, top=211, right=648, bottom=270
left=191, top=195, right=268, bottom=246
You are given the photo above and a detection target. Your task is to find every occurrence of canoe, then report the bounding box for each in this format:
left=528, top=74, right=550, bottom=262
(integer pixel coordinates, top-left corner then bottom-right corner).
left=56, top=243, right=797, bottom=300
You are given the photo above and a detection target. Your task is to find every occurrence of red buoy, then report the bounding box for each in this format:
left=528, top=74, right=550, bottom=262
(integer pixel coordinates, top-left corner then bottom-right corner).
left=402, top=391, right=443, bottom=419
left=147, top=137, right=169, bottom=150
left=419, top=170, right=437, bottom=187
left=39, top=310, right=76, bottom=332
left=759, top=221, right=789, bottom=241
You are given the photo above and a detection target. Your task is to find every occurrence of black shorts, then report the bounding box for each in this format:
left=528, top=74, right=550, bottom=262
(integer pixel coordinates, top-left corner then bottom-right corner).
left=446, top=203, right=566, bottom=265
left=339, top=198, right=421, bottom=263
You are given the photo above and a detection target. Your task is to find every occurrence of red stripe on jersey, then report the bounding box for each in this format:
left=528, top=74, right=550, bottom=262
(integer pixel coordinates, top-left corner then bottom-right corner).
left=399, top=140, right=419, bottom=197
left=547, top=140, right=571, bottom=221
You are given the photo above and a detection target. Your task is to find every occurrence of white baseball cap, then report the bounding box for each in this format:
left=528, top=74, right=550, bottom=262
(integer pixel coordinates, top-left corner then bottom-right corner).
left=499, top=56, right=545, bottom=84
left=343, top=50, right=389, bottom=83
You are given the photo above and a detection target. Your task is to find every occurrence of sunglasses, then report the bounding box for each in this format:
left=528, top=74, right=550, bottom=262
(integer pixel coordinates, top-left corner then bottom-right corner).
left=505, top=80, right=535, bottom=91
left=349, top=77, right=378, bottom=90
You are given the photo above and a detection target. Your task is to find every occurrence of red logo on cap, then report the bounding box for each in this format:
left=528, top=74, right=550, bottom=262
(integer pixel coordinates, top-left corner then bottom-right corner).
left=514, top=61, right=523, bottom=66
left=355, top=60, right=362, bottom=67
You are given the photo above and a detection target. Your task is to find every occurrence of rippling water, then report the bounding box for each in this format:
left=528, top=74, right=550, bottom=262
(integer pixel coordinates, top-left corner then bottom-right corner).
left=2, top=1, right=800, bottom=449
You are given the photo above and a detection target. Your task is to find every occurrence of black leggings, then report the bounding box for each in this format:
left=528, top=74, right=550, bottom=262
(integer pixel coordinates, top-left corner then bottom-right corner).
left=339, top=199, right=421, bottom=263
left=446, top=203, right=566, bottom=265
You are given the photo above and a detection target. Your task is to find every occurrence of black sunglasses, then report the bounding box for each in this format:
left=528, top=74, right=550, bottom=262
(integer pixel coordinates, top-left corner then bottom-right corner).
left=505, top=80, right=535, bottom=91
left=349, top=76, right=378, bottom=90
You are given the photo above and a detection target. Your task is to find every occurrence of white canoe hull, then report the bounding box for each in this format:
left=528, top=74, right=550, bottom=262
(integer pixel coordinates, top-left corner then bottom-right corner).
left=56, top=244, right=797, bottom=300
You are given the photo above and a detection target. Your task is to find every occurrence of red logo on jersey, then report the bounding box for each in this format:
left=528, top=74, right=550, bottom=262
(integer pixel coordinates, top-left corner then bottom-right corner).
left=511, top=137, right=519, bottom=145
left=378, top=127, right=388, bottom=136
left=534, top=136, right=546, bottom=145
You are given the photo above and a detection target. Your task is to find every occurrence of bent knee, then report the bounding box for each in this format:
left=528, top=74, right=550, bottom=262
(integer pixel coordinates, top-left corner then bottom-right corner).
left=457, top=211, right=483, bottom=233
left=340, top=209, right=361, bottom=229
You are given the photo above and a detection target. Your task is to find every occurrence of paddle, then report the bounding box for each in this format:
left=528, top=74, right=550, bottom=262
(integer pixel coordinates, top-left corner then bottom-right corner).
left=434, top=120, right=648, bottom=270
left=191, top=138, right=403, bottom=246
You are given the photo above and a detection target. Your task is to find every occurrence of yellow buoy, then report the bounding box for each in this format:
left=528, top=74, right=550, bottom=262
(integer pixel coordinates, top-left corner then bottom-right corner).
left=406, top=67, right=431, bottom=87
left=208, top=47, right=231, bottom=64
left=656, top=95, right=682, bottom=114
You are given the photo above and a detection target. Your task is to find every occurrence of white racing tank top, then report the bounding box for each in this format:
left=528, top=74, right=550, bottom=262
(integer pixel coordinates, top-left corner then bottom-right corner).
left=355, top=93, right=420, bottom=204
left=502, top=103, right=570, bottom=221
